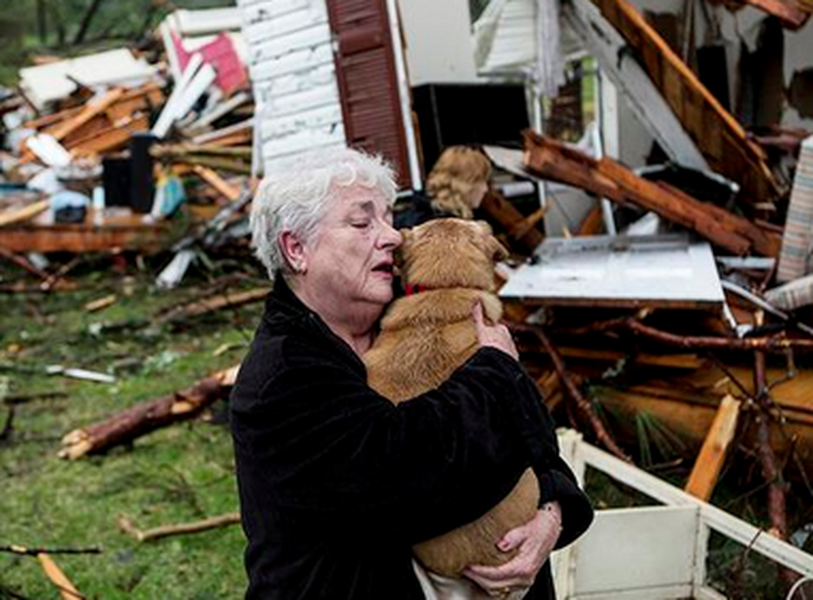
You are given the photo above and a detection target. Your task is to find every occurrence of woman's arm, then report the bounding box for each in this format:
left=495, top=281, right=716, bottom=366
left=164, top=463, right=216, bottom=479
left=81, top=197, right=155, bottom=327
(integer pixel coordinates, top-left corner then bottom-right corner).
left=231, top=340, right=548, bottom=545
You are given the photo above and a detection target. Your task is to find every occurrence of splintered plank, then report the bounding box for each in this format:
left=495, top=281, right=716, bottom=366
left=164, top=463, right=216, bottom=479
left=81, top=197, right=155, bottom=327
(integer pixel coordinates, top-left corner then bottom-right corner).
left=742, top=0, right=810, bottom=29
left=685, top=395, right=741, bottom=501
left=0, top=218, right=167, bottom=254
left=523, top=132, right=780, bottom=256
left=588, top=0, right=780, bottom=205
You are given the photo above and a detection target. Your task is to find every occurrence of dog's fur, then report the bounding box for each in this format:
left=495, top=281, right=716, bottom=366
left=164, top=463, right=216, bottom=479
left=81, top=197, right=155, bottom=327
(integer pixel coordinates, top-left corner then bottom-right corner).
left=364, top=218, right=540, bottom=577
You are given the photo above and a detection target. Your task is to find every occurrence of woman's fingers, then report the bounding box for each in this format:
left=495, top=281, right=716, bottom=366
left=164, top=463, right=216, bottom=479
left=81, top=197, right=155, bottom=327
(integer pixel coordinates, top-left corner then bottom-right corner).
left=472, top=300, right=519, bottom=360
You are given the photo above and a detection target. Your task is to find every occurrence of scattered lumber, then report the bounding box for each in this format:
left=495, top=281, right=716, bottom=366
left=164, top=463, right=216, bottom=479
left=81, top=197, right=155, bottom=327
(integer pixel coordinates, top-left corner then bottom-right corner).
left=154, top=287, right=268, bottom=326
left=118, top=512, right=240, bottom=542
left=731, top=0, right=810, bottom=29
left=0, top=217, right=168, bottom=254
left=59, top=365, right=239, bottom=459
left=684, top=395, right=740, bottom=501
left=481, top=190, right=545, bottom=254
left=0, top=199, right=49, bottom=228
left=522, top=132, right=781, bottom=257
left=21, top=83, right=164, bottom=162
left=586, top=0, right=781, bottom=204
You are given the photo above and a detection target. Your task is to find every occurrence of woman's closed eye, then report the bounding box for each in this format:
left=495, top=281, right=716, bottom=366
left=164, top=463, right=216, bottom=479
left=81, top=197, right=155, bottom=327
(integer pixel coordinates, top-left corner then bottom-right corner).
left=351, top=220, right=371, bottom=229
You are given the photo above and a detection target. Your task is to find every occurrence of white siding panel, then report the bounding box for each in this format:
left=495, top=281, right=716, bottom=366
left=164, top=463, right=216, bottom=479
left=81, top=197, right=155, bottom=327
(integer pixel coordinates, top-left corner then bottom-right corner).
left=260, top=103, right=342, bottom=140
left=262, top=129, right=345, bottom=161
left=262, top=82, right=339, bottom=118
left=248, top=24, right=331, bottom=65
left=241, top=0, right=314, bottom=24
left=254, top=63, right=337, bottom=100
left=249, top=43, right=334, bottom=83
left=242, top=2, right=327, bottom=46
left=239, top=0, right=345, bottom=173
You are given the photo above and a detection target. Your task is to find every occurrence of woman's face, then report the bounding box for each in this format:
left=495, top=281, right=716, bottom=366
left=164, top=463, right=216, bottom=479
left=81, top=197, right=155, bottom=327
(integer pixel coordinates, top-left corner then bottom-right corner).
left=302, top=186, right=402, bottom=311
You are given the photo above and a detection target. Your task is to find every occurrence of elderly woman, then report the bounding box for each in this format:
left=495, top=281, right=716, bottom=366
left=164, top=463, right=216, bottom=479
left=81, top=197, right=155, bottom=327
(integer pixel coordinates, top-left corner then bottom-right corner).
left=230, top=147, right=592, bottom=599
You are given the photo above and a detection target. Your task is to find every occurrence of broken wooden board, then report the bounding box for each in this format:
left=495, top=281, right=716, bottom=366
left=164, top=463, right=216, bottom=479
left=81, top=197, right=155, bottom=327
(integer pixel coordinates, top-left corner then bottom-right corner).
left=719, top=0, right=810, bottom=29
left=21, top=83, right=164, bottom=162
left=595, top=363, right=813, bottom=469
left=685, top=395, right=740, bottom=501
left=586, top=0, right=781, bottom=205
left=0, top=215, right=169, bottom=254
left=523, top=132, right=781, bottom=257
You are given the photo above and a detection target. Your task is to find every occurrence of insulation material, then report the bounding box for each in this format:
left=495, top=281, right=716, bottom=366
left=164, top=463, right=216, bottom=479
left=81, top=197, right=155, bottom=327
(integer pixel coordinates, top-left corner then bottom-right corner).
left=777, top=136, right=813, bottom=282
left=766, top=273, right=813, bottom=310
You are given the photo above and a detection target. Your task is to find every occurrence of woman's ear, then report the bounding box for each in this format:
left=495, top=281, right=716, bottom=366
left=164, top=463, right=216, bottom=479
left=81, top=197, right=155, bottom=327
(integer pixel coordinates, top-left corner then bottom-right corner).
left=279, top=230, right=307, bottom=274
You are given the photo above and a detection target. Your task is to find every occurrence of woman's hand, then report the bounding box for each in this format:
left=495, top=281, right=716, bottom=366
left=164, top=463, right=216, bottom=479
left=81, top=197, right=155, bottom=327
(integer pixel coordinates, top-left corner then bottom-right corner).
left=472, top=301, right=518, bottom=361
left=462, top=502, right=563, bottom=596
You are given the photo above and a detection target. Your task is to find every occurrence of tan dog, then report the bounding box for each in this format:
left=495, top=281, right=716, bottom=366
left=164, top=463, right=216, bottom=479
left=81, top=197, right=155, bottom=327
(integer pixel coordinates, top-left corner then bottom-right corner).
left=364, top=218, right=540, bottom=577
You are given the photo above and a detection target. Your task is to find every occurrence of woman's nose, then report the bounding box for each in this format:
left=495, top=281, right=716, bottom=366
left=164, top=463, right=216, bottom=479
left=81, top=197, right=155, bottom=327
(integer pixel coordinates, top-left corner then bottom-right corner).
left=379, top=221, right=402, bottom=248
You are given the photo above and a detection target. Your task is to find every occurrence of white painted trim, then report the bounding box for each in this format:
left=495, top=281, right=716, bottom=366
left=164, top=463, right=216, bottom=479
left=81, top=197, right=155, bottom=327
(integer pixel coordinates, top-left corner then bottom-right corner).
left=579, top=442, right=813, bottom=576
left=570, top=583, right=694, bottom=599
left=152, top=53, right=204, bottom=138
left=385, top=0, right=422, bottom=189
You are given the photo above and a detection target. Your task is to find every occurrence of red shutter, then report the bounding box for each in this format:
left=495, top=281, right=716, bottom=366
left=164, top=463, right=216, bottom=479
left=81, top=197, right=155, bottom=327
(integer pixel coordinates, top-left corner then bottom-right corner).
left=326, top=0, right=412, bottom=189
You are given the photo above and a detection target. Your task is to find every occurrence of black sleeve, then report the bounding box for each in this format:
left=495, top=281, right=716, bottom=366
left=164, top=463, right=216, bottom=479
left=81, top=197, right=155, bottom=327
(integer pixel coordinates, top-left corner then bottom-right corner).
left=507, top=368, right=594, bottom=549
left=231, top=343, right=548, bottom=546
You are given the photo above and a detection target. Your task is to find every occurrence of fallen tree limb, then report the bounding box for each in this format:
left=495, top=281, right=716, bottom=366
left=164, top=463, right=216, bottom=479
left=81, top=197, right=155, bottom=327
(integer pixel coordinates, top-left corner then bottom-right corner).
left=0, top=545, right=102, bottom=556
left=154, top=287, right=268, bottom=326
left=59, top=366, right=239, bottom=459
left=541, top=319, right=813, bottom=352
left=118, top=512, right=240, bottom=542
left=533, top=328, right=632, bottom=462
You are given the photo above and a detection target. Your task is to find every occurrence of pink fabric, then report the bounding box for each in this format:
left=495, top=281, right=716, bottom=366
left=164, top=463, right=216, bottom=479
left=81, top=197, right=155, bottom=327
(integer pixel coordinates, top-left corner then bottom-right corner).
left=172, top=31, right=246, bottom=94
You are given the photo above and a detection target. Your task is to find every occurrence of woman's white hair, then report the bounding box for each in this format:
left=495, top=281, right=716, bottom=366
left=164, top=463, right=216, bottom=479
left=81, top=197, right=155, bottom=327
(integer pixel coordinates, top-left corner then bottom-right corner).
left=250, top=146, right=398, bottom=279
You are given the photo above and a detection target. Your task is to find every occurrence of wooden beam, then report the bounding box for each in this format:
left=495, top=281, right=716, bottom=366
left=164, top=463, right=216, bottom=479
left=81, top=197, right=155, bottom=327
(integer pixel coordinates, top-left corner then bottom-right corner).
left=192, top=165, right=242, bottom=202
left=69, top=114, right=149, bottom=156
left=48, top=87, right=125, bottom=142
left=685, top=395, right=740, bottom=501
left=0, top=199, right=49, bottom=228
left=0, top=219, right=167, bottom=254
left=738, top=0, right=810, bottom=29
left=480, top=190, right=544, bottom=254
left=523, top=132, right=781, bottom=257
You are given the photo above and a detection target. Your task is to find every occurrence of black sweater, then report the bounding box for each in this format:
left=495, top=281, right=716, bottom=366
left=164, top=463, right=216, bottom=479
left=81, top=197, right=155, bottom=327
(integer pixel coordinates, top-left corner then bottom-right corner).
left=230, top=277, right=592, bottom=599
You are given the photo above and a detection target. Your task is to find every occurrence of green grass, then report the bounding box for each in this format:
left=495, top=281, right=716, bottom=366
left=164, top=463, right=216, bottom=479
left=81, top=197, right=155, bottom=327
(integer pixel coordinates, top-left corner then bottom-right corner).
left=0, top=262, right=266, bottom=598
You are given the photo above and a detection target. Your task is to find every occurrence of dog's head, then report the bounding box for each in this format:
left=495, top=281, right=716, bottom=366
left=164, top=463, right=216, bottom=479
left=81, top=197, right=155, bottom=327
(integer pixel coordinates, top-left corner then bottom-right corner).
left=399, top=218, right=509, bottom=292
